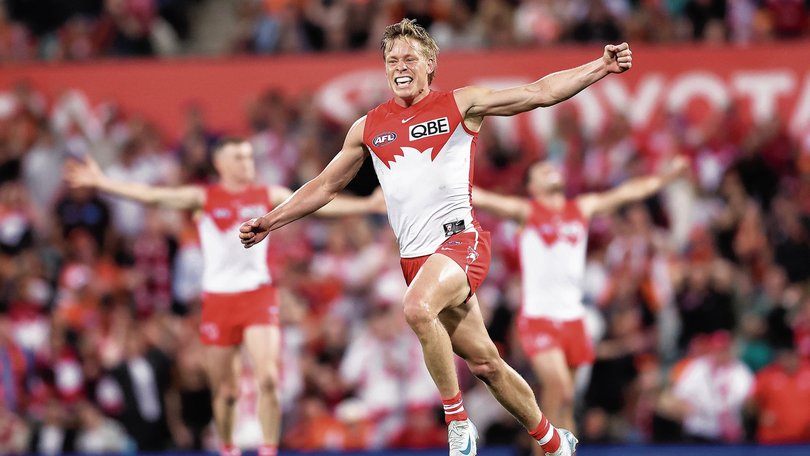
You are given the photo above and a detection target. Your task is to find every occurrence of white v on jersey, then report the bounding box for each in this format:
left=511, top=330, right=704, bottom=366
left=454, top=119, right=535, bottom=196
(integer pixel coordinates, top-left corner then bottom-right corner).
left=363, top=90, right=479, bottom=258
left=197, top=185, right=273, bottom=293
left=519, top=199, right=588, bottom=321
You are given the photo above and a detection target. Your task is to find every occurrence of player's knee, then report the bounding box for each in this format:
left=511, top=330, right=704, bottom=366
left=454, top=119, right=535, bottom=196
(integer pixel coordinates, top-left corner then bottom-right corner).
left=467, top=356, right=505, bottom=384
left=215, top=382, right=239, bottom=404
left=555, top=382, right=575, bottom=409
left=403, top=297, right=434, bottom=331
left=255, top=368, right=279, bottom=394
left=540, top=373, right=574, bottom=407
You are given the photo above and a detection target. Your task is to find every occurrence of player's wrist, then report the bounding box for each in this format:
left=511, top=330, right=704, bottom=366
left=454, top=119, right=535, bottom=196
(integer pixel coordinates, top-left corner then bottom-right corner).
left=258, top=214, right=276, bottom=231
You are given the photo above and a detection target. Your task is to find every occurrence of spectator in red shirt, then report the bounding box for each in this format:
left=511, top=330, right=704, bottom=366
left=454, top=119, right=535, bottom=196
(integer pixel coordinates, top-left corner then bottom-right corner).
left=749, top=346, right=810, bottom=443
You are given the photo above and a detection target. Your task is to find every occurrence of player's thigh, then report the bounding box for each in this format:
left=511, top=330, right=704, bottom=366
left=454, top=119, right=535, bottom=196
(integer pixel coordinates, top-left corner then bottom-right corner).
left=244, top=324, right=281, bottom=386
left=404, top=253, right=470, bottom=316
left=439, top=294, right=499, bottom=362
left=204, top=344, right=240, bottom=390
left=530, top=349, right=574, bottom=393
left=243, top=324, right=281, bottom=370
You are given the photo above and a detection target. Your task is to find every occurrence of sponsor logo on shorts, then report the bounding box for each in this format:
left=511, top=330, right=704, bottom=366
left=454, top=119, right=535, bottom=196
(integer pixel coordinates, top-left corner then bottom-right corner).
left=372, top=132, right=397, bottom=147
left=445, top=240, right=462, bottom=246
left=409, top=117, right=450, bottom=141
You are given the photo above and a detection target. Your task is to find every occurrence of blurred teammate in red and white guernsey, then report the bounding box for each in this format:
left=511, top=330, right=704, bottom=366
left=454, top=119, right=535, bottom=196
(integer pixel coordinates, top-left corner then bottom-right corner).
left=66, top=137, right=382, bottom=456
left=472, top=156, right=688, bottom=446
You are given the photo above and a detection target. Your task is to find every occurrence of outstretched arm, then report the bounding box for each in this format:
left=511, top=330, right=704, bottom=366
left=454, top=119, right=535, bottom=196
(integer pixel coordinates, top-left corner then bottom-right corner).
left=576, top=155, right=689, bottom=219
left=472, top=187, right=531, bottom=223
left=240, top=117, right=369, bottom=247
left=268, top=185, right=387, bottom=217
left=65, top=155, right=205, bottom=210
left=456, top=43, right=632, bottom=120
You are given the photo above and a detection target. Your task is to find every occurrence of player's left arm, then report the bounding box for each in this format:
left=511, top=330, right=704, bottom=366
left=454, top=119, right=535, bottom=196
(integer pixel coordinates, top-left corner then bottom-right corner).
left=576, top=155, right=688, bottom=220
left=456, top=43, right=632, bottom=122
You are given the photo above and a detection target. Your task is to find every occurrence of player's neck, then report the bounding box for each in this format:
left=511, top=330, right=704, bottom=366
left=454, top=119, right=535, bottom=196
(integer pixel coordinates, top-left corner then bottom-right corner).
left=536, top=192, right=565, bottom=209
left=394, top=87, right=431, bottom=108
left=220, top=179, right=250, bottom=193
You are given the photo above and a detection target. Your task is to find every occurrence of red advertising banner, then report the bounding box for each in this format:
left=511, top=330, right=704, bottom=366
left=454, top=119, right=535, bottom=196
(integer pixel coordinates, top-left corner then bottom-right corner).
left=1, top=43, right=809, bottom=142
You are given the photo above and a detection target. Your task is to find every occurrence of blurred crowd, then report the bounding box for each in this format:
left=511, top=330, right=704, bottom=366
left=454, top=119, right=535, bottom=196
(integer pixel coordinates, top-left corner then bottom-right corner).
left=1, top=0, right=810, bottom=62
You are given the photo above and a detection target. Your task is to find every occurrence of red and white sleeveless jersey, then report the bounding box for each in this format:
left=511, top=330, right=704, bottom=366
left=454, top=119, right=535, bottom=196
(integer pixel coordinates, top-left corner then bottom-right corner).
left=519, top=199, right=588, bottom=320
left=197, top=185, right=273, bottom=293
left=363, top=90, right=479, bottom=258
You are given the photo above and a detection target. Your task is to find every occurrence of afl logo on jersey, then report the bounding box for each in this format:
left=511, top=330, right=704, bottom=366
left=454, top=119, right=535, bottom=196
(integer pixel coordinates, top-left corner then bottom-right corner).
left=372, top=132, right=397, bottom=147
left=409, top=117, right=450, bottom=141
left=213, top=208, right=232, bottom=219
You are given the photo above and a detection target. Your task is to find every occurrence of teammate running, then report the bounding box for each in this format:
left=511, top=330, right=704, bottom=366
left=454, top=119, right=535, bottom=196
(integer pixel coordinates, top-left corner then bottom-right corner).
left=65, top=138, right=381, bottom=456
left=239, top=19, right=633, bottom=456
left=472, top=157, right=688, bottom=441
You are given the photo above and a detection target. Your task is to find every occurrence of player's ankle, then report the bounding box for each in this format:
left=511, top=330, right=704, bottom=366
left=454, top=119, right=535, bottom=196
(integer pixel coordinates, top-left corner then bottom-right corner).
left=529, top=415, right=561, bottom=454
left=442, top=391, right=469, bottom=424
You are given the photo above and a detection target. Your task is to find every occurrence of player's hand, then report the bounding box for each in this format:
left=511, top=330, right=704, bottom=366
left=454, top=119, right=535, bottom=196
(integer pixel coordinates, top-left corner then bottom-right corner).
left=239, top=217, right=270, bottom=248
left=64, top=154, right=103, bottom=189
left=603, top=42, right=632, bottom=74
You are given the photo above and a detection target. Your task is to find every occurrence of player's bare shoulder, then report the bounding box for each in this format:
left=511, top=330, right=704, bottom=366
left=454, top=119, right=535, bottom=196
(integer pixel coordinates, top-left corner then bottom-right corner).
left=346, top=115, right=368, bottom=147
left=452, top=87, right=489, bottom=132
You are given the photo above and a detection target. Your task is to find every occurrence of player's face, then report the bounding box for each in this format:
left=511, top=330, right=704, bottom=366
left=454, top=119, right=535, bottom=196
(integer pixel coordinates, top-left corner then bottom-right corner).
left=527, top=162, right=564, bottom=196
left=215, top=142, right=255, bottom=184
left=384, top=38, right=434, bottom=103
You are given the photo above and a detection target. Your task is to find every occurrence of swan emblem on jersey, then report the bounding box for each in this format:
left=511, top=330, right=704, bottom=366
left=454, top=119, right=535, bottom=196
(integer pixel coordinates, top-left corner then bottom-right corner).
left=537, top=221, right=584, bottom=245
left=381, top=146, right=441, bottom=169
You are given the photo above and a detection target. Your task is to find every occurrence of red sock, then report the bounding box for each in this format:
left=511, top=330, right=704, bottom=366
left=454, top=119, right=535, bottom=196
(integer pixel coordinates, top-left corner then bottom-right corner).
left=219, top=444, right=241, bottom=456
left=258, top=445, right=277, bottom=456
left=442, top=391, right=469, bottom=424
left=529, top=415, right=561, bottom=454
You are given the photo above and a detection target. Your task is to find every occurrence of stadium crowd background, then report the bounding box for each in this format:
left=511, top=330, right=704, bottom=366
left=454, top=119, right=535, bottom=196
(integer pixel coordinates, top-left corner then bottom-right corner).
left=0, top=0, right=809, bottom=61
left=2, top=0, right=810, bottom=454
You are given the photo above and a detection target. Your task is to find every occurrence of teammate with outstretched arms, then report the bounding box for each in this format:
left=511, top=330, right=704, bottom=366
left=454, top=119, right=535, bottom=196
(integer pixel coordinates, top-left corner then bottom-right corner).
left=239, top=19, right=633, bottom=456
left=66, top=138, right=381, bottom=456
left=472, top=157, right=689, bottom=446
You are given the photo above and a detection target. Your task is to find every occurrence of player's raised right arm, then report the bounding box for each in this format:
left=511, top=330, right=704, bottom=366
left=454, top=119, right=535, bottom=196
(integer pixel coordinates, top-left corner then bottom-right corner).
left=472, top=187, right=531, bottom=223
left=64, top=155, right=205, bottom=210
left=239, top=116, right=368, bottom=248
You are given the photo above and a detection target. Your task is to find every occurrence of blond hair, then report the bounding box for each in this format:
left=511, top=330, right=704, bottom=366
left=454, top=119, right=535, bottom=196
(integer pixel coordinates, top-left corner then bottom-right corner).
left=381, top=18, right=440, bottom=84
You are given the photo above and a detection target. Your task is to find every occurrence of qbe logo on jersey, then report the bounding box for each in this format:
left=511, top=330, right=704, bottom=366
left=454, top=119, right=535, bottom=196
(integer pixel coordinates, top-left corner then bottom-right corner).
left=409, top=117, right=450, bottom=141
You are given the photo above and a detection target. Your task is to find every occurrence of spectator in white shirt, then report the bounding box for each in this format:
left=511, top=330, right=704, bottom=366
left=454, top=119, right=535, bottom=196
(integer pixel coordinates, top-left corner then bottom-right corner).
left=672, top=330, right=754, bottom=442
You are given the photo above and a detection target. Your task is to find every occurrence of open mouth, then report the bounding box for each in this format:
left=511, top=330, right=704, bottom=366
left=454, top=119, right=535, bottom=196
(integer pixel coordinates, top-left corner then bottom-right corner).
left=394, top=76, right=413, bottom=88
